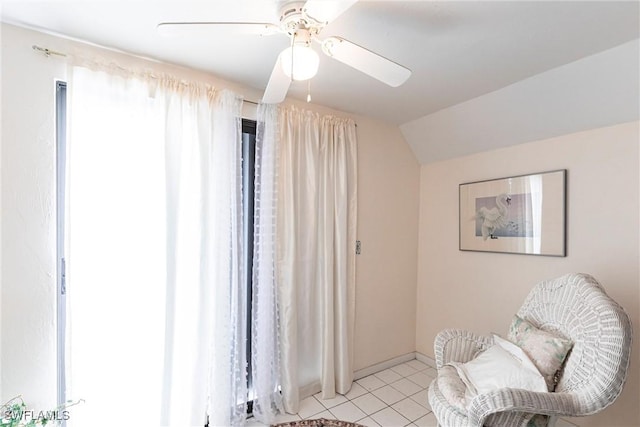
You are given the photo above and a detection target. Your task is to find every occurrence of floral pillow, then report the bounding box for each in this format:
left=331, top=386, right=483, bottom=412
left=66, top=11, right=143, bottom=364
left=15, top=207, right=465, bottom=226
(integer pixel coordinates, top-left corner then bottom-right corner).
left=508, top=315, right=573, bottom=391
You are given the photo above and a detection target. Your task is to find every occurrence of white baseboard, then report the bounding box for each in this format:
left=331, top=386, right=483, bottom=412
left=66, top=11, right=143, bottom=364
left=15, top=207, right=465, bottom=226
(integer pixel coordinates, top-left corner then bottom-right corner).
left=415, top=352, right=436, bottom=369
left=299, top=381, right=321, bottom=400
left=354, top=352, right=417, bottom=380
left=299, top=352, right=436, bottom=401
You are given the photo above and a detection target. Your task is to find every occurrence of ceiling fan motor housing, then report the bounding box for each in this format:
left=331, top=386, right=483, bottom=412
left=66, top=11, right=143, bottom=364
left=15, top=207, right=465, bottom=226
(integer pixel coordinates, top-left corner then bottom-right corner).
left=279, top=1, right=323, bottom=37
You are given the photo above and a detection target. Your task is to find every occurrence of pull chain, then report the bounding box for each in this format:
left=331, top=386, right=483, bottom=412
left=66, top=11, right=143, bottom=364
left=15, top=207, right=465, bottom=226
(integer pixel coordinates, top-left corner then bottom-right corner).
left=307, top=79, right=312, bottom=103
left=290, top=33, right=295, bottom=82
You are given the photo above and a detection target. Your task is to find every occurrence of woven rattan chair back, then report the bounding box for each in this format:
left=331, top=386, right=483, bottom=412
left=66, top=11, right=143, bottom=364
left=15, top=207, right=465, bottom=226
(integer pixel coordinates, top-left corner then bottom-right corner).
left=516, top=273, right=632, bottom=415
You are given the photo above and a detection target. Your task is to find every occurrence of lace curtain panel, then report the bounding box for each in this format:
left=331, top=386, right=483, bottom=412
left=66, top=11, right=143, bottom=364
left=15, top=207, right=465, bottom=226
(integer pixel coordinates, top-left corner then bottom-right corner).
left=66, top=65, right=247, bottom=426
left=251, top=103, right=285, bottom=424
left=276, top=106, right=358, bottom=414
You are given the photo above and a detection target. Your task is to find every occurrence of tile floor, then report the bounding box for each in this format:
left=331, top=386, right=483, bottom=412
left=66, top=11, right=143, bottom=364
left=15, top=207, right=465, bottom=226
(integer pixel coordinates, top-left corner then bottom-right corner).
left=248, top=357, right=580, bottom=427
left=250, top=359, right=439, bottom=427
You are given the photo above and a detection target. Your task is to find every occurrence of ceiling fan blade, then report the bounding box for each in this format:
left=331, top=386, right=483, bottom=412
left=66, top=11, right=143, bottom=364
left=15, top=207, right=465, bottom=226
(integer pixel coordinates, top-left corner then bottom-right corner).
left=262, top=55, right=291, bottom=104
left=157, top=22, right=280, bottom=37
left=303, top=0, right=358, bottom=25
left=321, top=36, right=411, bottom=87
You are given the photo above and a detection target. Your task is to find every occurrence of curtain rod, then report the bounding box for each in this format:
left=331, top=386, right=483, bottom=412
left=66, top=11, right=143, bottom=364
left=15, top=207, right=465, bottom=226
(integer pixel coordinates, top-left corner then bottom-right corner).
left=32, top=44, right=261, bottom=104
left=31, top=45, right=356, bottom=126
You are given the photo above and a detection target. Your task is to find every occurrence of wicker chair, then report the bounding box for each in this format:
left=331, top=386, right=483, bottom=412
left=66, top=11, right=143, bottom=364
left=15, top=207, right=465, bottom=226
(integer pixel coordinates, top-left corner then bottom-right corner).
left=428, top=273, right=632, bottom=427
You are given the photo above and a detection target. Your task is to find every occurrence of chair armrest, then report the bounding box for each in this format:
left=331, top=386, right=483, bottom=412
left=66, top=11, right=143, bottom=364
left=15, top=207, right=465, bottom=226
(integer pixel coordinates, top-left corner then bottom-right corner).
left=434, top=329, right=493, bottom=368
left=467, top=389, right=581, bottom=427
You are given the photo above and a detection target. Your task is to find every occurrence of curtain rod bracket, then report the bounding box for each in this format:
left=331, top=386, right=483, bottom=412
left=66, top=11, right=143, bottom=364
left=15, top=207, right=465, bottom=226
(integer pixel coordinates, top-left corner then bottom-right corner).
left=32, top=45, right=67, bottom=58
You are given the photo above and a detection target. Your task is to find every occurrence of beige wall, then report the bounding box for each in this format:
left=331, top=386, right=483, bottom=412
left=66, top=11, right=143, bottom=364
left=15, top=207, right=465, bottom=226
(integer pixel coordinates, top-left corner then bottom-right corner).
left=416, top=121, right=640, bottom=427
left=352, top=115, right=419, bottom=370
left=1, top=23, right=420, bottom=406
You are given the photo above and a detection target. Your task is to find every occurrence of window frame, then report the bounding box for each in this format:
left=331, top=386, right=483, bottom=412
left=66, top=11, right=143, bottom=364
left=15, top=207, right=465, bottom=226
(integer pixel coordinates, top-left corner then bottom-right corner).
left=241, top=118, right=257, bottom=415
left=55, top=80, right=67, bottom=412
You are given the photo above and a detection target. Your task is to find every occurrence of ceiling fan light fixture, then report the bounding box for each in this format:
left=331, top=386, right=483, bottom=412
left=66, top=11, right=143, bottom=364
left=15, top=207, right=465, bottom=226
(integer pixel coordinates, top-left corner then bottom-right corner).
left=280, top=45, right=320, bottom=81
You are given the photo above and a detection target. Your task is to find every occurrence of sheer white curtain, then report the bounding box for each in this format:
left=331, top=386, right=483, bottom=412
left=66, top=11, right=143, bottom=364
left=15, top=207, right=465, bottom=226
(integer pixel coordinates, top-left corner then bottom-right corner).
left=275, top=106, right=358, bottom=413
left=66, top=64, right=246, bottom=426
left=251, top=103, right=284, bottom=423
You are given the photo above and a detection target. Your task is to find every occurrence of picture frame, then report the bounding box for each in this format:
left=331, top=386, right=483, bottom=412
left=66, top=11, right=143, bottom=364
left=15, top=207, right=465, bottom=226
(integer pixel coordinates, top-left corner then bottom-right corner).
left=459, top=170, right=566, bottom=256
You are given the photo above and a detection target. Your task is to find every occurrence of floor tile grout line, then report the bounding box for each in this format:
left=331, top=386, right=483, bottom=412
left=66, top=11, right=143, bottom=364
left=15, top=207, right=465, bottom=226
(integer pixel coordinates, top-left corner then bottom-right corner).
left=366, top=404, right=414, bottom=426
left=296, top=360, right=437, bottom=426
left=303, top=389, right=434, bottom=425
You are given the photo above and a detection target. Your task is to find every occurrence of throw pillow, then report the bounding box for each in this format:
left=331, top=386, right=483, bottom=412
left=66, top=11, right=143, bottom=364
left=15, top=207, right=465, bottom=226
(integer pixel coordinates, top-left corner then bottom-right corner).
left=508, top=315, right=573, bottom=391
left=493, top=334, right=544, bottom=375
left=448, top=342, right=547, bottom=408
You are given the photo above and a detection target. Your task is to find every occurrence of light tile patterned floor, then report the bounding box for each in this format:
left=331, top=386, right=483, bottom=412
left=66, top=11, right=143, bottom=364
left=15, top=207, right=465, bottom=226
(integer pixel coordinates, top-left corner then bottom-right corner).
left=249, top=358, right=439, bottom=427
left=247, top=357, right=581, bottom=427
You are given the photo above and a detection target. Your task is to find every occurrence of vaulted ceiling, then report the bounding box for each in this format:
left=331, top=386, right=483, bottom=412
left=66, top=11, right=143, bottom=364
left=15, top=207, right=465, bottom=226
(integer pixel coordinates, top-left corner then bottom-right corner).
left=2, top=1, right=639, bottom=162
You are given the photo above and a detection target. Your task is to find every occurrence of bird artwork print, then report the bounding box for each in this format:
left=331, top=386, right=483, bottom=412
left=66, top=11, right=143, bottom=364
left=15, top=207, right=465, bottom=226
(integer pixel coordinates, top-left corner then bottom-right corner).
left=475, top=193, right=511, bottom=240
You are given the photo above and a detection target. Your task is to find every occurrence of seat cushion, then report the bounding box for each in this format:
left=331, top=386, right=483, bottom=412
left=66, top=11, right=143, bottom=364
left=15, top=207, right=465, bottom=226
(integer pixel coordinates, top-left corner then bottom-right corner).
left=429, top=376, right=542, bottom=427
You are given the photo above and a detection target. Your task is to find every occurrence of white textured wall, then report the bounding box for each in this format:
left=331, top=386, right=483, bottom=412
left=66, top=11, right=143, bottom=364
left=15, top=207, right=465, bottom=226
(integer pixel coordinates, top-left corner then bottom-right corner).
left=1, top=23, right=67, bottom=410
left=416, top=121, right=640, bottom=427
left=0, top=23, right=420, bottom=407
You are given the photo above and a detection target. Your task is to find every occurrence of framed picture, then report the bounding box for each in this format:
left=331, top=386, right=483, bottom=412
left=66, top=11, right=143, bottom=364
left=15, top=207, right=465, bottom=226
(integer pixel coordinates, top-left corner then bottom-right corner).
left=459, top=170, right=566, bottom=256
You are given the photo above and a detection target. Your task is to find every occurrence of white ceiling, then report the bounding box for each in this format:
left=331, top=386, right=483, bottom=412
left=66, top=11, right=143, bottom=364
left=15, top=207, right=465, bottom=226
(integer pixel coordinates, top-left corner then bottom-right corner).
left=1, top=1, right=639, bottom=127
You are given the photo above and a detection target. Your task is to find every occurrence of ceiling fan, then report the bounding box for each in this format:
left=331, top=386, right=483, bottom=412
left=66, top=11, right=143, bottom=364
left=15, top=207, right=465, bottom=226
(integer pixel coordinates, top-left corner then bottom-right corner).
left=157, top=0, right=412, bottom=103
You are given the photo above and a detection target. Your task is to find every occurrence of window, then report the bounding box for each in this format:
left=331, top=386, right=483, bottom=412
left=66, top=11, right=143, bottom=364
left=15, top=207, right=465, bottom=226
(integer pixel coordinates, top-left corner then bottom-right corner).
left=58, top=77, right=260, bottom=423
